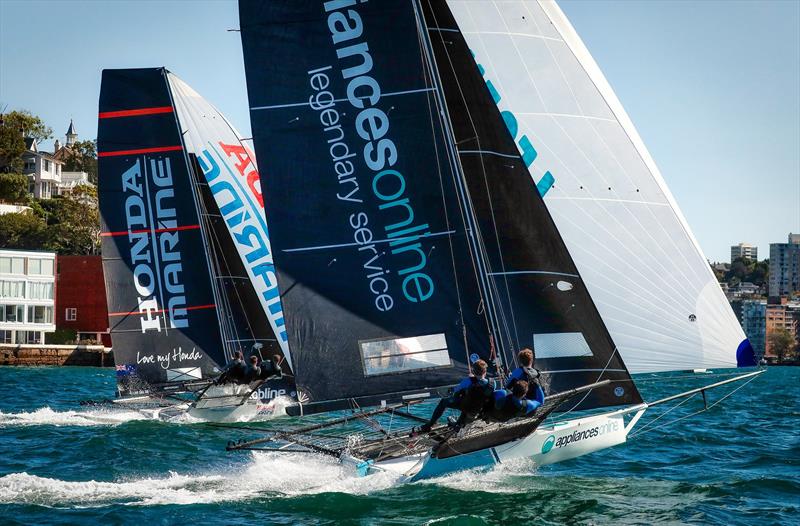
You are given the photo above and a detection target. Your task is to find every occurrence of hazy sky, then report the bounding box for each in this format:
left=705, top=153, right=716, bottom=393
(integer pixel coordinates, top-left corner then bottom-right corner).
left=1, top=0, right=798, bottom=261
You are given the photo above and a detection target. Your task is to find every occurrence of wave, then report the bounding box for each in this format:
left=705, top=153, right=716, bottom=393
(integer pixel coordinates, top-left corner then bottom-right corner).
left=0, top=407, right=159, bottom=427
left=0, top=452, right=402, bottom=507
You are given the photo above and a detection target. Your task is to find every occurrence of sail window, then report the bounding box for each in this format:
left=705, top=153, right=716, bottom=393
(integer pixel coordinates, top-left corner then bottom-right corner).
left=360, top=334, right=451, bottom=377
left=533, top=332, right=594, bottom=359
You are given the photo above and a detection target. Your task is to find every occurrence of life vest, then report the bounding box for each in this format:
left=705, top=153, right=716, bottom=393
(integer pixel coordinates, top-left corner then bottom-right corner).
left=509, top=366, right=542, bottom=394
left=454, top=377, right=494, bottom=418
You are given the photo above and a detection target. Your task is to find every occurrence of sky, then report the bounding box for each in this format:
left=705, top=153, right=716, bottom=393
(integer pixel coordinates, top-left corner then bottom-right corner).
left=0, top=0, right=798, bottom=262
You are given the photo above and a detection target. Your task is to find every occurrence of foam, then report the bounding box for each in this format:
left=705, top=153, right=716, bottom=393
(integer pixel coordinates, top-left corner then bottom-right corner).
left=0, top=406, right=155, bottom=427
left=0, top=452, right=403, bottom=507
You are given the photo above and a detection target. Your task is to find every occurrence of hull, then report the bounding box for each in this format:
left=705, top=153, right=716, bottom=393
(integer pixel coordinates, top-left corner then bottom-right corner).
left=365, top=410, right=641, bottom=482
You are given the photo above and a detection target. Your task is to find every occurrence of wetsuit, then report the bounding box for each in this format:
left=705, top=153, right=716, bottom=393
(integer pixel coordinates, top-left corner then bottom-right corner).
left=258, top=359, right=282, bottom=380
left=419, top=376, right=493, bottom=432
left=486, top=389, right=541, bottom=423
left=506, top=366, right=545, bottom=403
left=217, top=358, right=246, bottom=384
left=244, top=363, right=262, bottom=383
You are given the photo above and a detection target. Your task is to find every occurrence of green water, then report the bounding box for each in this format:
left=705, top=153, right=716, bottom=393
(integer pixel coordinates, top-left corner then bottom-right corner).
left=0, top=366, right=797, bottom=525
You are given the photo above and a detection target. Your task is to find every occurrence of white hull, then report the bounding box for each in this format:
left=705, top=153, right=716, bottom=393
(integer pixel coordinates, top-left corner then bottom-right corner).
left=351, top=407, right=646, bottom=482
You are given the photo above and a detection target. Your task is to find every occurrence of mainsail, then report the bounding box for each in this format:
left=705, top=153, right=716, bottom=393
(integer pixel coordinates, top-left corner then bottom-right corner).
left=99, top=68, right=293, bottom=398
left=441, top=0, right=754, bottom=372
left=98, top=68, right=227, bottom=395
left=239, top=0, right=641, bottom=412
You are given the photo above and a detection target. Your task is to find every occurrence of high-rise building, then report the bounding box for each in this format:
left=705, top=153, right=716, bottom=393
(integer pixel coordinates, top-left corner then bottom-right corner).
left=765, top=298, right=800, bottom=360
left=741, top=300, right=767, bottom=360
left=731, top=243, right=757, bottom=262
left=768, top=234, right=800, bottom=297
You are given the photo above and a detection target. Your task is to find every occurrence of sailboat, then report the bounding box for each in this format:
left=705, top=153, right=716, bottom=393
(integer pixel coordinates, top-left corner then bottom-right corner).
left=222, top=0, right=762, bottom=480
left=97, top=68, right=297, bottom=422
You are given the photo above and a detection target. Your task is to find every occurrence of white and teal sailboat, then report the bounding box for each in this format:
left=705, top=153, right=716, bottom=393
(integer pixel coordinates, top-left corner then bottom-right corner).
left=220, top=0, right=762, bottom=480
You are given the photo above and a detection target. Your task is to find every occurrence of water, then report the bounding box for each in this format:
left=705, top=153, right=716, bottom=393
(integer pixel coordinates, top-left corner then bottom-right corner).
left=0, top=366, right=797, bottom=525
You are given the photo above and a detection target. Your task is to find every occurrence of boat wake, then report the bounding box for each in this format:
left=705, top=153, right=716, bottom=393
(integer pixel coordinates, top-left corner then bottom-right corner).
left=0, top=452, right=403, bottom=507
left=0, top=406, right=160, bottom=427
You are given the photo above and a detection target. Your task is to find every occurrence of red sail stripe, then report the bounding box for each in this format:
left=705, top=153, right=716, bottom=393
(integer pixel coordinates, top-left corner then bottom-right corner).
left=108, top=303, right=217, bottom=317
left=98, top=145, right=183, bottom=157
left=100, top=224, right=201, bottom=237
left=98, top=106, right=174, bottom=119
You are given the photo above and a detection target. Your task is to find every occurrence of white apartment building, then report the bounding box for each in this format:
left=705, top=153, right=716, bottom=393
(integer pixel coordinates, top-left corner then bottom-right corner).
left=730, top=243, right=757, bottom=263
left=22, top=138, right=63, bottom=199
left=0, top=249, right=56, bottom=344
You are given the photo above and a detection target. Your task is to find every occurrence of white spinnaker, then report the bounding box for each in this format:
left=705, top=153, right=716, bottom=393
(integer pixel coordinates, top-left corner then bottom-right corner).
left=168, top=73, right=291, bottom=368
left=445, top=0, right=745, bottom=373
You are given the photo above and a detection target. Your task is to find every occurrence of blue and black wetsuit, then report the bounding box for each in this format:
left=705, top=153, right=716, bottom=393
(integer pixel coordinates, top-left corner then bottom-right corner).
left=419, top=376, right=493, bottom=432
left=486, top=388, right=543, bottom=422
left=506, top=366, right=545, bottom=403
left=217, top=358, right=246, bottom=384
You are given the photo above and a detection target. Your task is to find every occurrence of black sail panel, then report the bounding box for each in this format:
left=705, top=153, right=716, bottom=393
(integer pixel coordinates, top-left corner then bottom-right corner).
left=419, top=1, right=641, bottom=410
left=239, top=0, right=491, bottom=410
left=98, top=68, right=227, bottom=396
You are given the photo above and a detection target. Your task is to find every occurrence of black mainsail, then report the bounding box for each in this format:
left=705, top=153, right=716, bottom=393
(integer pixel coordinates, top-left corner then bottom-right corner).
left=98, top=68, right=227, bottom=395
left=240, top=1, right=493, bottom=411
left=239, top=0, right=640, bottom=413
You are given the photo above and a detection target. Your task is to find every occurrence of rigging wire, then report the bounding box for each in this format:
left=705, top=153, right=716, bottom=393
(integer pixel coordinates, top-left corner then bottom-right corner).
left=628, top=374, right=760, bottom=439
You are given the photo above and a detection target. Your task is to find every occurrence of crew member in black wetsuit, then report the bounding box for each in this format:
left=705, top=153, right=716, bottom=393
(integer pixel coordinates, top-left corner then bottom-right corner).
left=216, top=351, right=247, bottom=384
left=486, top=380, right=543, bottom=423
left=506, top=348, right=545, bottom=404
left=244, top=355, right=263, bottom=384
left=258, top=354, right=284, bottom=381
left=412, top=359, right=494, bottom=435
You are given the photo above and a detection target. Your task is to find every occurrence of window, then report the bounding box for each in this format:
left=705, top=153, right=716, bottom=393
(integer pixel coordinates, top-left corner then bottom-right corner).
left=18, top=331, right=42, bottom=344
left=44, top=159, right=51, bottom=172
left=27, top=305, right=53, bottom=324
left=0, top=305, right=24, bottom=323
left=0, top=330, right=10, bottom=344
left=27, top=282, right=53, bottom=300
left=27, top=259, right=53, bottom=277
left=0, top=257, right=24, bottom=275
left=0, top=281, right=25, bottom=299
left=360, top=333, right=451, bottom=377
left=66, top=308, right=77, bottom=321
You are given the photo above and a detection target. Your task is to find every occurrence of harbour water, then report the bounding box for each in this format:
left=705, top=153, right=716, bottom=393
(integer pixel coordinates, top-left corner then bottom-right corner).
left=0, top=366, right=797, bottom=525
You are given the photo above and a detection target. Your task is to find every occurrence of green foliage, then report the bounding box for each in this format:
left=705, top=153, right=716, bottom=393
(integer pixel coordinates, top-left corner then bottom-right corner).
left=0, top=110, right=53, bottom=172
left=61, top=139, right=98, bottom=184
left=0, top=188, right=99, bottom=255
left=724, top=257, right=769, bottom=287
left=0, top=212, right=47, bottom=249
left=0, top=173, right=29, bottom=203
left=46, top=328, right=77, bottom=345
left=768, top=328, right=797, bottom=363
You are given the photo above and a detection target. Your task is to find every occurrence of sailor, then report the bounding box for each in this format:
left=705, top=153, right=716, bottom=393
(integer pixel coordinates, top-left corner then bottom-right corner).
left=244, top=355, right=263, bottom=384
left=486, top=380, right=543, bottom=423
left=216, top=351, right=247, bottom=384
left=412, top=359, right=494, bottom=435
left=258, top=354, right=284, bottom=381
left=506, top=348, right=545, bottom=403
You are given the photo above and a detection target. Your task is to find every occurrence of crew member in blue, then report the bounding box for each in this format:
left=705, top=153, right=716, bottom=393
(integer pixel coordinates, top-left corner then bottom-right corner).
left=486, top=380, right=543, bottom=422
left=506, top=348, right=545, bottom=403
left=412, top=359, right=494, bottom=435
left=258, top=354, right=284, bottom=381
left=244, top=355, right=263, bottom=383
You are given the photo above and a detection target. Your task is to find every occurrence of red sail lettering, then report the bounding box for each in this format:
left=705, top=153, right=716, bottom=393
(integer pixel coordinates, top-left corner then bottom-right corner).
left=219, top=142, right=264, bottom=207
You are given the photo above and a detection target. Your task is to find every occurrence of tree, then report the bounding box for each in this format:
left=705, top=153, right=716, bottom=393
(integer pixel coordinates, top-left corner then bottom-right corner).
left=0, top=212, right=47, bottom=249
left=0, top=110, right=53, bottom=172
left=39, top=186, right=100, bottom=255
left=61, top=139, right=98, bottom=184
left=768, top=329, right=796, bottom=363
left=0, top=173, right=29, bottom=203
